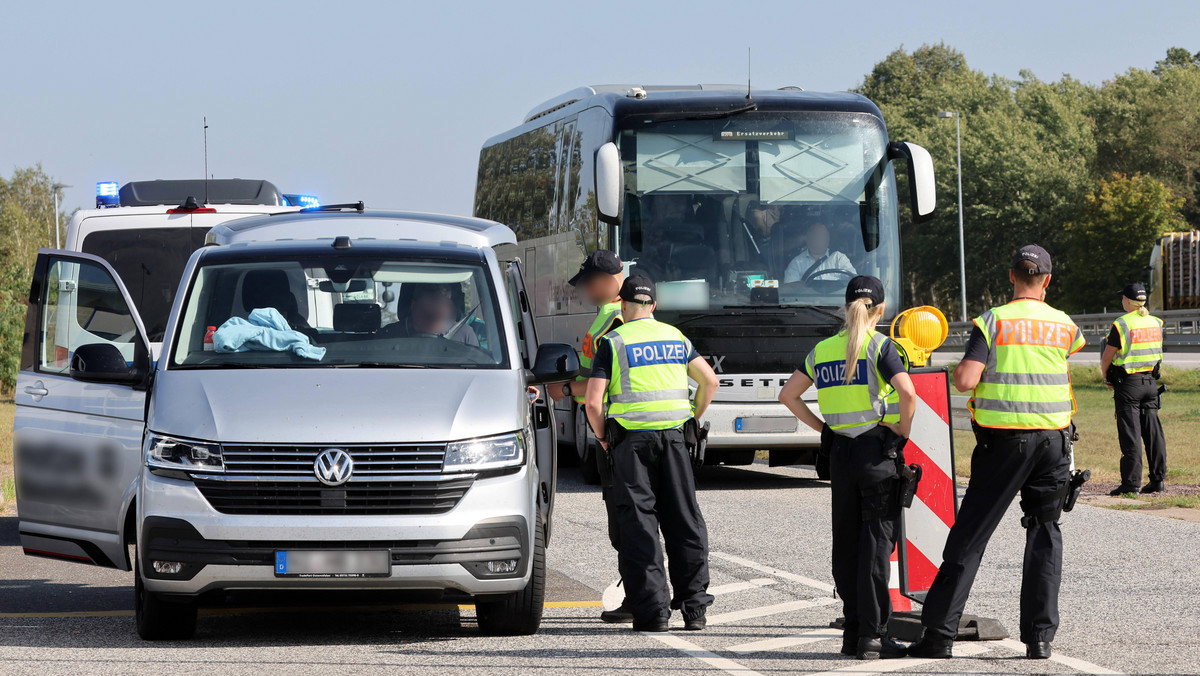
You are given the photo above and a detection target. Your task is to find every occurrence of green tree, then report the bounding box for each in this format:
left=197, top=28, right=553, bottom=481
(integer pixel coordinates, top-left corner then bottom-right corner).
left=0, top=165, right=67, bottom=392
left=858, top=45, right=1095, bottom=316
left=1061, top=173, right=1185, bottom=312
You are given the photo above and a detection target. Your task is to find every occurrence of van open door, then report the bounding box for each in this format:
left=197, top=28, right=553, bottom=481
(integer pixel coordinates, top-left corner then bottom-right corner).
left=13, top=250, right=151, bottom=570
left=503, top=258, right=558, bottom=542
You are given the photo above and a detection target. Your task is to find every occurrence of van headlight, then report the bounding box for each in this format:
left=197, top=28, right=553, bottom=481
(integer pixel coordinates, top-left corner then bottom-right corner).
left=145, top=434, right=225, bottom=474
left=443, top=433, right=524, bottom=472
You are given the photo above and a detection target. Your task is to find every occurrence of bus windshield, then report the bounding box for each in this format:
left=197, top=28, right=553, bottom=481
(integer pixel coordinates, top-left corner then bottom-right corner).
left=616, top=111, right=899, bottom=311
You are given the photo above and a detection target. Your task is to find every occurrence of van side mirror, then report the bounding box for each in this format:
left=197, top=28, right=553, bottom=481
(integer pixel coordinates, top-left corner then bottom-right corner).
left=70, top=343, right=144, bottom=385
left=526, top=342, right=580, bottom=385
left=888, top=141, right=937, bottom=223
left=595, top=142, right=624, bottom=225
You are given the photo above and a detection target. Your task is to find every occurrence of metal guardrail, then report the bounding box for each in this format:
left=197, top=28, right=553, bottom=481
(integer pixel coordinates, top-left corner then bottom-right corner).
left=942, top=309, right=1200, bottom=350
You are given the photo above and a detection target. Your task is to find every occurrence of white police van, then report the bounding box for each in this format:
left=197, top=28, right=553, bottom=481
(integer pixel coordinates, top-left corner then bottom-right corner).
left=61, top=179, right=316, bottom=357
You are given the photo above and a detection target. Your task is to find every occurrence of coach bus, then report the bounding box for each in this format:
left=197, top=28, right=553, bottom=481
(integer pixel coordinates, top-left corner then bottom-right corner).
left=474, top=84, right=934, bottom=481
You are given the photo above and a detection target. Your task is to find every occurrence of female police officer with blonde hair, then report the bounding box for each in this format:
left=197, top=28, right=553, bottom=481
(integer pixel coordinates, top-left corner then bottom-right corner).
left=778, top=275, right=916, bottom=660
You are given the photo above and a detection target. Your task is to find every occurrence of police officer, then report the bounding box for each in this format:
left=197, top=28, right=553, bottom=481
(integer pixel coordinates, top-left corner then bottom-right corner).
left=909, top=245, right=1084, bottom=661
left=548, top=249, right=629, bottom=622
left=778, top=275, right=916, bottom=660
left=1101, top=283, right=1167, bottom=495
left=584, top=275, right=720, bottom=632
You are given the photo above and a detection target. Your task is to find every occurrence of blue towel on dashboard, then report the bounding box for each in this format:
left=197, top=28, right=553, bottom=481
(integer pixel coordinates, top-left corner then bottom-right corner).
left=213, top=308, right=326, bottom=361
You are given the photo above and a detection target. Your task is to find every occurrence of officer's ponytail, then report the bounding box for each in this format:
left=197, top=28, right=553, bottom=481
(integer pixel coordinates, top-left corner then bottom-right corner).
left=1129, top=300, right=1149, bottom=317
left=842, top=298, right=886, bottom=385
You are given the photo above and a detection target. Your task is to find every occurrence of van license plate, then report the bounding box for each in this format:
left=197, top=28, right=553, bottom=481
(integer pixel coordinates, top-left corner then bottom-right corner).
left=274, top=550, right=390, bottom=578
left=734, top=416, right=798, bottom=434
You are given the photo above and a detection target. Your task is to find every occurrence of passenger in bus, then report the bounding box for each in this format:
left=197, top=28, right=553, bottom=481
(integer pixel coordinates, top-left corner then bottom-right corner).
left=382, top=284, right=480, bottom=346
left=783, top=222, right=857, bottom=284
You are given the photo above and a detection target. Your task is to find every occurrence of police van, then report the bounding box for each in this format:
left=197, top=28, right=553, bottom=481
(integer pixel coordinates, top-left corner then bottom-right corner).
left=63, top=179, right=317, bottom=358
left=13, top=206, right=576, bottom=639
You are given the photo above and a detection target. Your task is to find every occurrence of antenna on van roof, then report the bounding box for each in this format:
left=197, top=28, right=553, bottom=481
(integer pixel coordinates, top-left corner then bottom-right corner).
left=746, top=48, right=753, bottom=101
left=203, top=116, right=209, bottom=204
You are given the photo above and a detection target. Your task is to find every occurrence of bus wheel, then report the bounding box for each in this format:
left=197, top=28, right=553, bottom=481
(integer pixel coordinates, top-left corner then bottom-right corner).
left=576, top=406, right=601, bottom=485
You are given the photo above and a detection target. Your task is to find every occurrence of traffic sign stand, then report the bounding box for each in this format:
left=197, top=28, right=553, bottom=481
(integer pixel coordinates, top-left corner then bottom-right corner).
left=887, top=367, right=1008, bottom=641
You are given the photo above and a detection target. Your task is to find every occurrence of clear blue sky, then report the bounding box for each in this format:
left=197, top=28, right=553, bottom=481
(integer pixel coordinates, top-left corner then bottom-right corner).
left=2, top=0, right=1197, bottom=217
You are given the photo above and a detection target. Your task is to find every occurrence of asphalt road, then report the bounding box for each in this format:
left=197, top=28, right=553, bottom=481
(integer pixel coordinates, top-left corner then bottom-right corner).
left=2, top=462, right=1199, bottom=675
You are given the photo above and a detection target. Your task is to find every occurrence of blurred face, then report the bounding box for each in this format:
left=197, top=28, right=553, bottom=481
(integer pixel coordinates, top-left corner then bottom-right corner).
left=411, top=289, right=455, bottom=334
left=807, top=223, right=830, bottom=255
left=750, top=205, right=779, bottom=234
left=580, top=272, right=621, bottom=306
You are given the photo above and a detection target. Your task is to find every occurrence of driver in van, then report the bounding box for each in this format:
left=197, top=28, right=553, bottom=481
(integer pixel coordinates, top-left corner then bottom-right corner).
left=399, top=284, right=480, bottom=346
left=783, top=222, right=856, bottom=284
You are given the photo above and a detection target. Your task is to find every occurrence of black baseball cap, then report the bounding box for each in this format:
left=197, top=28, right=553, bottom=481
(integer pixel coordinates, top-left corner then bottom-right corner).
left=568, top=249, right=623, bottom=286
left=1120, top=283, right=1147, bottom=302
left=845, top=275, right=885, bottom=306
left=619, top=274, right=656, bottom=304
left=1013, top=244, right=1052, bottom=275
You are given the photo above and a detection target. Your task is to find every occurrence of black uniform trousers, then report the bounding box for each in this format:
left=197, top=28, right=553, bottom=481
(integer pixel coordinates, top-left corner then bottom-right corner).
left=609, top=427, right=714, bottom=622
left=596, top=447, right=628, bottom=601
left=921, top=426, right=1071, bottom=644
left=1114, top=373, right=1167, bottom=487
left=829, top=430, right=901, bottom=640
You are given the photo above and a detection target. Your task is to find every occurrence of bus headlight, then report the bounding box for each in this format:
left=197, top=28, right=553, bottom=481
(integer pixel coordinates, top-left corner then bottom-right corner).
left=145, top=434, right=225, bottom=474
left=443, top=433, right=524, bottom=472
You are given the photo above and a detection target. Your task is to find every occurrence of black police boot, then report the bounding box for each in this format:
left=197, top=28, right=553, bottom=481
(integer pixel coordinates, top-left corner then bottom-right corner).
left=856, top=636, right=907, bottom=660
left=1026, top=641, right=1052, bottom=659
left=600, top=602, right=634, bottom=623
left=632, top=617, right=669, bottom=632
left=907, top=634, right=953, bottom=659
left=1141, top=481, right=1165, bottom=494
left=1109, top=485, right=1139, bottom=496
left=683, top=611, right=706, bottom=631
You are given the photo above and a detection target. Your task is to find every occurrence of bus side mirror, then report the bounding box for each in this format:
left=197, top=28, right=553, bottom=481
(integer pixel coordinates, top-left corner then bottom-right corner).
left=595, top=142, right=623, bottom=225
left=888, top=142, right=937, bottom=223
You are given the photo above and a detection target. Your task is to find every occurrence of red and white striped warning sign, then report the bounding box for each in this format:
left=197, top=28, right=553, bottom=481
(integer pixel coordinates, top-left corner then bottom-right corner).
left=890, top=367, right=959, bottom=607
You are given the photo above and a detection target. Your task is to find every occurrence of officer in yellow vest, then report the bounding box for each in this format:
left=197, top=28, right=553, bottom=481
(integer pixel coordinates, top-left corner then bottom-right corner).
left=910, top=245, right=1085, bottom=662
left=1101, top=283, right=1167, bottom=495
left=584, top=274, right=720, bottom=632
left=550, top=249, right=629, bottom=623
left=778, top=275, right=916, bottom=660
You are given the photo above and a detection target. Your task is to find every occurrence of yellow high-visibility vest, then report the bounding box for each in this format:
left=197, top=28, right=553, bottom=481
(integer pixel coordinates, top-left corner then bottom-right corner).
left=575, top=301, right=622, bottom=404
left=804, top=330, right=894, bottom=438
left=1112, top=311, right=1163, bottom=374
left=968, top=299, right=1085, bottom=430
left=602, top=317, right=694, bottom=431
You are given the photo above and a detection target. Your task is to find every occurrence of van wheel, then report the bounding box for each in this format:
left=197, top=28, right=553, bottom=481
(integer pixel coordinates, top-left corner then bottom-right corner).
left=135, top=554, right=197, bottom=640
left=476, top=514, right=545, bottom=636
left=576, top=406, right=601, bottom=485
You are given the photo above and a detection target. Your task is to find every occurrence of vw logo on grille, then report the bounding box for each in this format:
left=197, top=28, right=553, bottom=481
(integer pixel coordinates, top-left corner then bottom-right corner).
left=314, top=448, right=354, bottom=486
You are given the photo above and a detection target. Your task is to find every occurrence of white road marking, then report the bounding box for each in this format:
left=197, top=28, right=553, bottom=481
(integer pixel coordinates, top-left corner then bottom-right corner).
left=803, top=642, right=989, bottom=675
left=692, top=597, right=838, bottom=628
left=995, top=638, right=1125, bottom=675
left=725, top=627, right=843, bottom=654
left=708, top=578, right=777, bottom=596
left=648, top=633, right=766, bottom=676
left=711, top=551, right=837, bottom=593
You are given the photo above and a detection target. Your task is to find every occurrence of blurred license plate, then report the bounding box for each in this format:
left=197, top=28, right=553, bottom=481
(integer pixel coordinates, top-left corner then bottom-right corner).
left=274, top=550, right=390, bottom=578
left=734, top=416, right=797, bottom=434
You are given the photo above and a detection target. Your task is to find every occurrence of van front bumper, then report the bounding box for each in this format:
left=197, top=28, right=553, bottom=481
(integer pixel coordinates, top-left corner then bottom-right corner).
left=137, top=466, right=537, bottom=596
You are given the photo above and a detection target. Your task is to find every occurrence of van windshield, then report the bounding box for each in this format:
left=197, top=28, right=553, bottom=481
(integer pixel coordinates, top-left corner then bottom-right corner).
left=170, top=255, right=508, bottom=369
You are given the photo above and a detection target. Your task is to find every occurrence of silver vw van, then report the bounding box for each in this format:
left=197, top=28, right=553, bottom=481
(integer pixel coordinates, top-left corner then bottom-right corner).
left=12, top=208, right=577, bottom=639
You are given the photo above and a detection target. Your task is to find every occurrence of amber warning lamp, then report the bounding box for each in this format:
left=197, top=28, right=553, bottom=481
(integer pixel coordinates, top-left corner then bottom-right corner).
left=890, top=306, right=948, bottom=367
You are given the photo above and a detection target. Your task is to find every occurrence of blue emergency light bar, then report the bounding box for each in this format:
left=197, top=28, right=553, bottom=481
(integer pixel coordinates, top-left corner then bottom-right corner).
left=283, top=194, right=320, bottom=209
left=96, top=181, right=120, bottom=208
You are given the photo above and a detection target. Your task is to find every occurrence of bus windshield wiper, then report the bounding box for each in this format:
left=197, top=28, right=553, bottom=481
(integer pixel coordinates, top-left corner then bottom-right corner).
left=651, top=103, right=759, bottom=124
